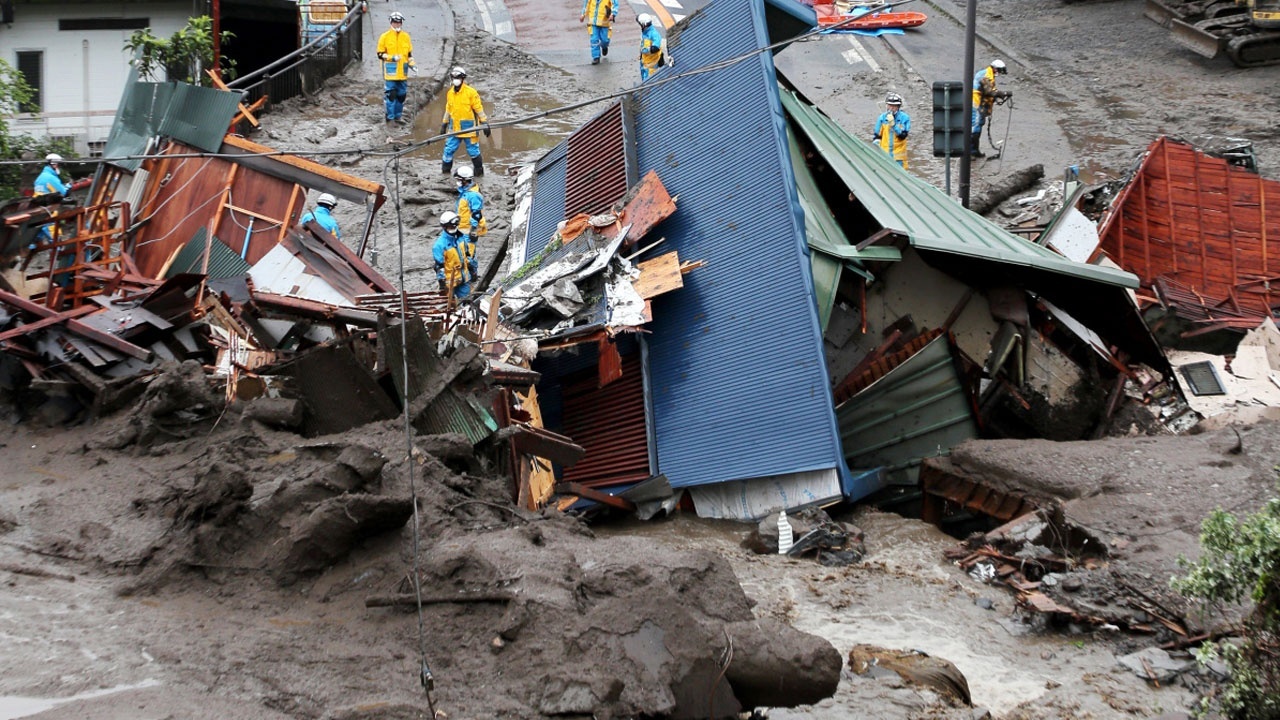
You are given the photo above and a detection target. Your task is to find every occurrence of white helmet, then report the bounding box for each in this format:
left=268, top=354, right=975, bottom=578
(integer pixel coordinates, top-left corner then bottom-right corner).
left=389, top=12, right=404, bottom=23
left=990, top=59, right=1007, bottom=73
left=440, top=211, right=460, bottom=229
left=317, top=193, right=337, bottom=208
left=450, top=66, right=466, bottom=79
left=454, top=165, right=474, bottom=181
left=46, top=153, right=63, bottom=163
left=637, top=13, right=653, bottom=28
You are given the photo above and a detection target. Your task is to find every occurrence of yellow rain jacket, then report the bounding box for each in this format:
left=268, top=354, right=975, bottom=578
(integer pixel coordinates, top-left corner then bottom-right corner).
left=377, top=29, right=414, bottom=81
left=444, top=84, right=488, bottom=140
left=972, top=65, right=999, bottom=114
left=582, top=0, right=615, bottom=26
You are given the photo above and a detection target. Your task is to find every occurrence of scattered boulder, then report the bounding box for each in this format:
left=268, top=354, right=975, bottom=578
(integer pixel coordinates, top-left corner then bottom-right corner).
left=723, top=618, right=843, bottom=708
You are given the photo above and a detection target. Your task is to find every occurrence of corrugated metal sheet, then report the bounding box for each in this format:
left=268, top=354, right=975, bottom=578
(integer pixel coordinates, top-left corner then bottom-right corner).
left=565, top=103, right=628, bottom=219
left=165, top=227, right=252, bottom=279
left=837, top=335, right=978, bottom=480
left=561, top=355, right=651, bottom=488
left=526, top=141, right=569, bottom=258
left=103, top=82, right=174, bottom=172
left=779, top=90, right=1137, bottom=290
left=417, top=388, right=499, bottom=445
left=633, top=0, right=845, bottom=490
left=1097, top=136, right=1280, bottom=323
left=156, top=83, right=244, bottom=154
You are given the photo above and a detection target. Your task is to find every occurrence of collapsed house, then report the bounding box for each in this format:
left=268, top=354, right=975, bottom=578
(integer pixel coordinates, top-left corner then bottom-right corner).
left=501, top=0, right=1167, bottom=522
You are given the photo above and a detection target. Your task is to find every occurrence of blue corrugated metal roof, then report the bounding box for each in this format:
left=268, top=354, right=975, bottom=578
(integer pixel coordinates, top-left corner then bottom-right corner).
left=632, top=0, right=843, bottom=489
left=526, top=141, right=568, bottom=258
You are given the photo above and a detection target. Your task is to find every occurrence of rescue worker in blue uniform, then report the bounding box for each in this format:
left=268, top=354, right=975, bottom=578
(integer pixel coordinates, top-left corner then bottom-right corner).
left=300, top=193, right=341, bottom=238
left=971, top=59, right=1010, bottom=157
left=453, top=165, right=487, bottom=242
left=440, top=67, right=491, bottom=177
left=638, top=13, right=663, bottom=81
left=872, top=92, right=911, bottom=169
left=433, top=211, right=477, bottom=299
left=580, top=0, right=617, bottom=65
left=33, top=153, right=70, bottom=247
left=376, top=12, right=415, bottom=125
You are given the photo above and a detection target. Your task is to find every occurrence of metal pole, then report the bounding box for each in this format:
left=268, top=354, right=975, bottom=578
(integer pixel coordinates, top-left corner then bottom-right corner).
left=212, top=0, right=221, bottom=80
left=959, top=0, right=976, bottom=208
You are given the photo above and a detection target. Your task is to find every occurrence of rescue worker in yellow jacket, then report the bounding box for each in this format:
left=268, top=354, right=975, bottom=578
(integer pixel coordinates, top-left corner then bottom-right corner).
left=580, top=0, right=617, bottom=65
left=433, top=211, right=477, bottom=298
left=872, top=92, right=911, bottom=169
left=440, top=67, right=491, bottom=177
left=971, top=59, right=1010, bottom=157
left=376, top=12, right=415, bottom=124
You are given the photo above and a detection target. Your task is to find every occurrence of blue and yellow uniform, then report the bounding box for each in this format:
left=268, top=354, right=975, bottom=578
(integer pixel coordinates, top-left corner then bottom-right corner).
left=34, top=163, right=68, bottom=197
left=640, top=24, right=663, bottom=81
left=376, top=22, right=414, bottom=123
left=300, top=205, right=340, bottom=238
left=456, top=182, right=487, bottom=239
left=971, top=61, right=1008, bottom=155
left=873, top=108, right=911, bottom=168
left=581, top=0, right=617, bottom=63
left=441, top=77, right=489, bottom=175
left=433, top=227, right=477, bottom=298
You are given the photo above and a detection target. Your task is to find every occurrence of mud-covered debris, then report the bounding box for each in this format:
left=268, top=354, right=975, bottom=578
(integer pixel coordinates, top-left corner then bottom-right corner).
left=281, top=494, right=413, bottom=573
left=724, top=617, right=843, bottom=708
left=848, top=644, right=972, bottom=706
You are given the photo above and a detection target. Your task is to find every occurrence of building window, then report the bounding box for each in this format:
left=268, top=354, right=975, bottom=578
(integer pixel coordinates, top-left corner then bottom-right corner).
left=15, top=50, right=40, bottom=113
left=87, top=141, right=107, bottom=158
left=59, top=18, right=150, bottom=31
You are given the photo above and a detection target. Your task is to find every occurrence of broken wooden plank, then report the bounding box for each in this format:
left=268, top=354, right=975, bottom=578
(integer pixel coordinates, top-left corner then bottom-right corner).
left=365, top=591, right=514, bottom=608
left=631, top=251, right=683, bottom=300
left=0, top=289, right=152, bottom=361
left=554, top=482, right=637, bottom=512
left=508, top=423, right=585, bottom=468
left=0, top=304, right=98, bottom=342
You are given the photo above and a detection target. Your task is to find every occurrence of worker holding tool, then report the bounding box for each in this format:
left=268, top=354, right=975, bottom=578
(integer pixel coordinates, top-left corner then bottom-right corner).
left=433, top=211, right=478, bottom=299
left=376, top=12, right=415, bottom=125
left=300, top=193, right=341, bottom=238
left=440, top=67, right=491, bottom=177
left=872, top=92, right=911, bottom=169
left=453, top=165, right=487, bottom=242
left=971, top=58, right=1011, bottom=157
left=638, top=13, right=664, bottom=81
left=580, top=0, right=617, bottom=65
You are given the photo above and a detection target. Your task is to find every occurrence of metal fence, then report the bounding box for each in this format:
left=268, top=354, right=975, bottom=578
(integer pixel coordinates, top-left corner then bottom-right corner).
left=226, top=5, right=364, bottom=115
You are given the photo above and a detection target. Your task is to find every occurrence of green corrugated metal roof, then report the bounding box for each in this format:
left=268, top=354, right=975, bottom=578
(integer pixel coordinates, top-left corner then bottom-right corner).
left=103, top=81, right=242, bottom=171
left=786, top=126, right=885, bottom=330
left=779, top=89, right=1139, bottom=290
left=415, top=388, right=498, bottom=446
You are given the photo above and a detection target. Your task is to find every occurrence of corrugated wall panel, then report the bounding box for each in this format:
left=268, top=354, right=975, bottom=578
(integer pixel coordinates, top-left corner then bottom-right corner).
left=526, top=142, right=568, bottom=258
left=632, top=0, right=843, bottom=489
left=565, top=103, right=628, bottom=218
left=561, top=356, right=650, bottom=488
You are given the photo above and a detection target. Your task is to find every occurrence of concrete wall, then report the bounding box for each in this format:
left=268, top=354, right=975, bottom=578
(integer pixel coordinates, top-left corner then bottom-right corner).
left=1, top=2, right=195, bottom=154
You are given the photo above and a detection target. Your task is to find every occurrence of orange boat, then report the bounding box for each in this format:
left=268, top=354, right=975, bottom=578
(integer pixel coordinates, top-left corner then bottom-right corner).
left=812, top=4, right=928, bottom=29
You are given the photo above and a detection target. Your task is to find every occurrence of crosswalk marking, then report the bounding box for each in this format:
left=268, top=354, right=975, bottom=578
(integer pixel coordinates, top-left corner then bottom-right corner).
left=842, top=36, right=880, bottom=71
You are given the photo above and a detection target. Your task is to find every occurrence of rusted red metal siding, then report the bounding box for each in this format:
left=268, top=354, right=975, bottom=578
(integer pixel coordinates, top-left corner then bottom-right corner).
left=560, top=355, right=651, bottom=489
left=564, top=103, right=628, bottom=219
left=1097, top=136, right=1280, bottom=323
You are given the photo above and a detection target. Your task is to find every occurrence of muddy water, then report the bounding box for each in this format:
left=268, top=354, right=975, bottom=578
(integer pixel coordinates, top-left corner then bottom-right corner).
left=604, top=511, right=1074, bottom=716
left=401, top=90, right=579, bottom=171
left=0, top=680, right=161, bottom=720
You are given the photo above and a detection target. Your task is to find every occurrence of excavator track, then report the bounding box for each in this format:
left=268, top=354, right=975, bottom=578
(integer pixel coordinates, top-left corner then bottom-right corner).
left=1226, top=29, right=1280, bottom=64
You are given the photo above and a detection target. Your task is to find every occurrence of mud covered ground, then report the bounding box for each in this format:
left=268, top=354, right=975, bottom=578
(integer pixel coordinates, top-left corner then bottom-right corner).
left=4, top=1, right=1280, bottom=718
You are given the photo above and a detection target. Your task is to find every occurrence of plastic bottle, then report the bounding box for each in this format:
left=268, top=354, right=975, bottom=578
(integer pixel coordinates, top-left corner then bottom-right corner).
left=777, top=509, right=793, bottom=555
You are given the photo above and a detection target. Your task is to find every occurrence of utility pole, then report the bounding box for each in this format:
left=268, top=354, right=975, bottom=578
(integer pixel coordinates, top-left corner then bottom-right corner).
left=212, top=0, right=222, bottom=80
left=959, top=0, right=976, bottom=208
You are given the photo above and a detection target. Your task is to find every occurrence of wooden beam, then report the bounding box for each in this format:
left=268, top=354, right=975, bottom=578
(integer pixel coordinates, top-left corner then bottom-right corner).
left=0, top=289, right=152, bottom=361
left=221, top=135, right=384, bottom=195
left=0, top=305, right=98, bottom=342
left=554, top=482, right=637, bottom=512
left=207, top=69, right=262, bottom=129
left=509, top=423, right=585, bottom=467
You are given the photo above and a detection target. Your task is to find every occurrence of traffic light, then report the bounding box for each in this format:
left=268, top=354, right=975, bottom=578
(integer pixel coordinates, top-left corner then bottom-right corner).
left=932, top=81, right=966, bottom=157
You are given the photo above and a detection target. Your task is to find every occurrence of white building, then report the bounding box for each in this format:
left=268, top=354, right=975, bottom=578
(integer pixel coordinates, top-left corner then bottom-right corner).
left=1, top=0, right=196, bottom=156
